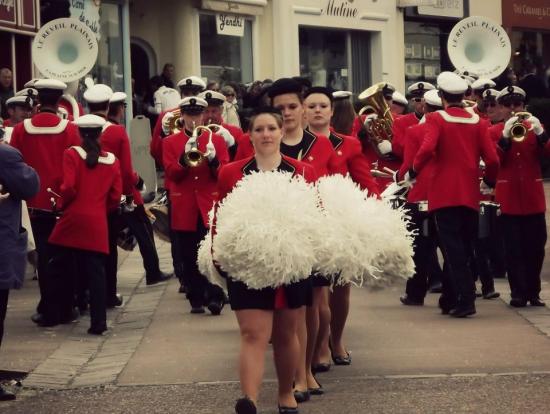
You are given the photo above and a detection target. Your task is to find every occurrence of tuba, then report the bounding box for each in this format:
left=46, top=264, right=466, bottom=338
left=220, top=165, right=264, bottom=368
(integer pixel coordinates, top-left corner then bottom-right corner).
left=357, top=82, right=394, bottom=145
left=510, top=112, right=533, bottom=142
left=182, top=125, right=214, bottom=167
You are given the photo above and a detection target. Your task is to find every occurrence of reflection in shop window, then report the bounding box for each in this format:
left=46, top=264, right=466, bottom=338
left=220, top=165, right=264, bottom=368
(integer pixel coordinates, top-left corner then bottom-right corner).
left=199, top=14, right=253, bottom=85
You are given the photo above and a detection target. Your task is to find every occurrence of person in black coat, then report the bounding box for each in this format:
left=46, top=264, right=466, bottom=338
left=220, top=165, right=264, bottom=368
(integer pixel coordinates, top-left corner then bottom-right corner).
left=0, top=129, right=40, bottom=400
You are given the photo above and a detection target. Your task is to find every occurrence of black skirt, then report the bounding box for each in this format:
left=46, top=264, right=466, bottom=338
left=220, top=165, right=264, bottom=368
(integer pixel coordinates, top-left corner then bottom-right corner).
left=227, top=277, right=313, bottom=311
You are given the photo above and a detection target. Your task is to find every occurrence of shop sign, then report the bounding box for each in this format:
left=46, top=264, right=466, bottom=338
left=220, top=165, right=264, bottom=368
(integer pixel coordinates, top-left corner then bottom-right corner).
left=216, top=13, right=244, bottom=37
left=418, top=0, right=464, bottom=19
left=502, top=0, right=550, bottom=30
left=321, top=0, right=359, bottom=18
left=398, top=0, right=437, bottom=6
left=70, top=0, right=101, bottom=40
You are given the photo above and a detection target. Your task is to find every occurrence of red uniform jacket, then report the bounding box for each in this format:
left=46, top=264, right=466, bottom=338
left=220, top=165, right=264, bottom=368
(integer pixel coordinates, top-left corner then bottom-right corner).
left=361, top=144, right=401, bottom=190
left=397, top=120, right=434, bottom=203
left=234, top=132, right=253, bottom=161
left=9, top=112, right=81, bottom=211
left=100, top=121, right=138, bottom=196
left=280, top=129, right=336, bottom=178
left=151, top=108, right=174, bottom=165
left=328, top=131, right=380, bottom=196
left=487, top=122, right=550, bottom=215
left=217, top=155, right=317, bottom=203
left=391, top=112, right=421, bottom=159
left=163, top=129, right=229, bottom=231
left=413, top=107, right=499, bottom=212
left=49, top=147, right=122, bottom=254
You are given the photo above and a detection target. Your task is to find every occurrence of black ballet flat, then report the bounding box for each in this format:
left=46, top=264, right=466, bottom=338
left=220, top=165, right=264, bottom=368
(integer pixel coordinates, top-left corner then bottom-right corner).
left=278, top=404, right=299, bottom=414
left=308, top=377, right=324, bottom=396
left=293, top=389, right=310, bottom=403
left=235, top=396, right=256, bottom=414
left=311, top=362, right=331, bottom=374
left=332, top=352, right=351, bottom=365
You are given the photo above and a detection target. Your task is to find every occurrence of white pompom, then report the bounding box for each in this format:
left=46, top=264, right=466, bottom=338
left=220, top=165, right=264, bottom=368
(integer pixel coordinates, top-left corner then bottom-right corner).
left=213, top=171, right=321, bottom=289
left=197, top=229, right=227, bottom=293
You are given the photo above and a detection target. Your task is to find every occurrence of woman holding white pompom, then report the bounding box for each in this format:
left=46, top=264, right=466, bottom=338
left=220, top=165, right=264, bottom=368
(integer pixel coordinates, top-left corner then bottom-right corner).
left=215, top=107, right=316, bottom=414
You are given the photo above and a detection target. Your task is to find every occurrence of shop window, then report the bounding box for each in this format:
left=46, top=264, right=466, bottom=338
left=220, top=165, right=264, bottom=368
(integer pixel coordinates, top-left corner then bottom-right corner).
left=199, top=14, right=253, bottom=85
left=404, top=22, right=441, bottom=91
left=88, top=2, right=125, bottom=93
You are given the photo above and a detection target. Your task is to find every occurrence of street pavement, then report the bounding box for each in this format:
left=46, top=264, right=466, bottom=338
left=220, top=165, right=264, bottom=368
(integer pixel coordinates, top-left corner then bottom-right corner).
left=2, top=233, right=550, bottom=412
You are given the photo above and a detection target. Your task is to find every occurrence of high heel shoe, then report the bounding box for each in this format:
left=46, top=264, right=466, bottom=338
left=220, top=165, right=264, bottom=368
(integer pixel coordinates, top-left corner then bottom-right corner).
left=308, top=376, right=324, bottom=396
left=235, top=396, right=256, bottom=414
left=293, top=389, right=310, bottom=403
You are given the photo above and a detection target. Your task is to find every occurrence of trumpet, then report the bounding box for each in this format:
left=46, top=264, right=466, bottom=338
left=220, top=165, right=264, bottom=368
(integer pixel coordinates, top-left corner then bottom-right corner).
left=510, top=112, right=533, bottom=143
left=182, top=124, right=213, bottom=167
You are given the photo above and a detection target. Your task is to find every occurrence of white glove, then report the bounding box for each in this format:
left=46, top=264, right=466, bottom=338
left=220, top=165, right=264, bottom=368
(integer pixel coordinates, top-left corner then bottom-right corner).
left=377, top=140, right=392, bottom=155
left=185, top=137, right=196, bottom=154
left=206, top=141, right=216, bottom=162
left=403, top=171, right=416, bottom=186
left=527, top=115, right=544, bottom=135
left=161, top=112, right=175, bottom=136
left=480, top=180, right=493, bottom=195
left=502, top=116, right=518, bottom=139
left=363, top=113, right=378, bottom=127
left=140, top=183, right=147, bottom=197
left=0, top=184, right=9, bottom=202
left=216, top=125, right=235, bottom=147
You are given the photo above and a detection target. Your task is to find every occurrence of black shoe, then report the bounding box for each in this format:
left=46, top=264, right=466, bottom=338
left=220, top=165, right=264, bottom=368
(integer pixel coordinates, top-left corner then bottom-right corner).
left=510, top=298, right=528, bottom=308
left=60, top=308, right=80, bottom=324
left=311, top=362, right=331, bottom=374
left=475, top=291, right=483, bottom=298
left=449, top=304, right=476, bottom=318
left=31, top=312, right=43, bottom=324
left=429, top=283, right=443, bottom=293
left=482, top=290, right=500, bottom=300
left=190, top=305, right=205, bottom=314
left=207, top=300, right=224, bottom=315
left=146, top=272, right=173, bottom=286
left=87, top=324, right=107, bottom=335
left=107, top=294, right=124, bottom=308
left=36, top=317, right=60, bottom=327
left=235, top=397, right=256, bottom=414
left=278, top=405, right=299, bottom=414
left=400, top=295, right=424, bottom=306
left=0, top=385, right=15, bottom=401
left=293, top=389, right=310, bottom=403
left=308, top=377, right=324, bottom=396
left=529, top=298, right=546, bottom=307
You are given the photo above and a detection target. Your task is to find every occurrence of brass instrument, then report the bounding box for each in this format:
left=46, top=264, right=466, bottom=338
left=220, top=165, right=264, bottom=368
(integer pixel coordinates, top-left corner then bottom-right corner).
left=182, top=125, right=213, bottom=167
left=357, top=82, right=394, bottom=145
left=165, top=108, right=184, bottom=135
left=510, top=112, right=533, bottom=143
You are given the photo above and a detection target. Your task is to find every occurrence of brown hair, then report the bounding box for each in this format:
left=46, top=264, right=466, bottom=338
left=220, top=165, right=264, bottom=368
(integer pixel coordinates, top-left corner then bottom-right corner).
left=331, top=98, right=357, bottom=135
left=248, top=112, right=283, bottom=132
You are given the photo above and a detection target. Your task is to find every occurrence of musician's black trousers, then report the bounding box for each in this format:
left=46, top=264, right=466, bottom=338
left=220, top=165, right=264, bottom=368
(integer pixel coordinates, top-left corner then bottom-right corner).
left=29, top=215, right=57, bottom=315
left=501, top=213, right=546, bottom=301
left=404, top=204, right=438, bottom=301
left=167, top=195, right=185, bottom=282
left=106, top=212, right=120, bottom=301
left=433, top=207, right=478, bottom=310
left=123, top=205, right=162, bottom=281
left=0, top=289, right=8, bottom=347
left=176, top=216, right=224, bottom=307
left=487, top=216, right=507, bottom=278
left=51, top=247, right=107, bottom=328
left=471, top=238, right=495, bottom=294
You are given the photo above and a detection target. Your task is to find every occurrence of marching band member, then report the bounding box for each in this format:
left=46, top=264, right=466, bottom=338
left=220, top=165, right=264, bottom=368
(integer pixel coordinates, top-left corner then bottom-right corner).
left=412, top=72, right=499, bottom=317
left=150, top=76, right=206, bottom=165
left=486, top=86, right=549, bottom=307
left=198, top=90, right=244, bottom=159
left=268, top=78, right=337, bottom=401
left=216, top=106, right=316, bottom=414
left=3, top=94, right=33, bottom=129
left=470, top=78, right=497, bottom=119
left=9, top=79, right=81, bottom=326
left=303, top=86, right=380, bottom=373
left=151, top=75, right=205, bottom=293
left=162, top=96, right=228, bottom=314
left=397, top=89, right=443, bottom=306
left=482, top=89, right=503, bottom=125
left=84, top=84, right=137, bottom=308
left=391, top=82, right=435, bottom=159
left=48, top=114, right=122, bottom=335
left=108, top=92, right=172, bottom=286
left=331, top=91, right=357, bottom=137
left=391, top=91, right=408, bottom=116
